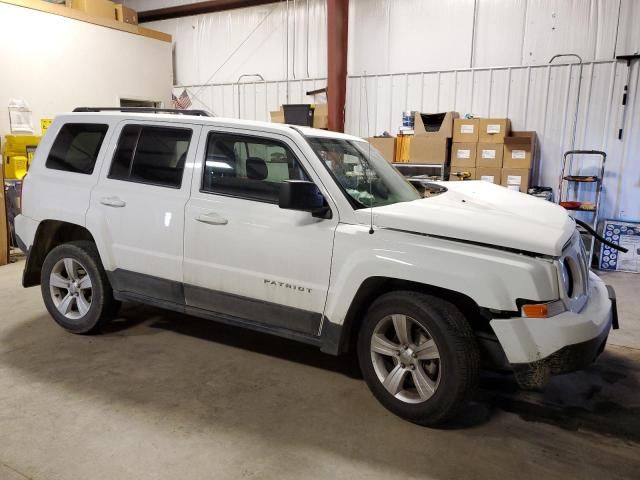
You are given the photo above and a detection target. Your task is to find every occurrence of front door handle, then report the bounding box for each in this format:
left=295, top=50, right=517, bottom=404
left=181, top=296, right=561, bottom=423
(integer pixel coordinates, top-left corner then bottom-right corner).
left=100, top=196, right=126, bottom=208
left=196, top=212, right=229, bottom=225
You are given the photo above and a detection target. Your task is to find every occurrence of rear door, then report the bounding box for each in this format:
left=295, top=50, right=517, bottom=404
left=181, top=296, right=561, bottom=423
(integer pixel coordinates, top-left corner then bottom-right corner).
left=87, top=120, right=201, bottom=303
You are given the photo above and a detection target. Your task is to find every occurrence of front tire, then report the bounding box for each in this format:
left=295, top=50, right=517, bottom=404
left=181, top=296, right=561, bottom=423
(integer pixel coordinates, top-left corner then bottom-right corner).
left=41, top=241, right=118, bottom=334
left=358, top=291, right=479, bottom=426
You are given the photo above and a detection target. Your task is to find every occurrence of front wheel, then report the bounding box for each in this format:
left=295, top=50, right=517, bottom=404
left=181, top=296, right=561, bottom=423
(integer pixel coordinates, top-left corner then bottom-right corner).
left=357, top=291, right=479, bottom=426
left=41, top=241, right=119, bottom=334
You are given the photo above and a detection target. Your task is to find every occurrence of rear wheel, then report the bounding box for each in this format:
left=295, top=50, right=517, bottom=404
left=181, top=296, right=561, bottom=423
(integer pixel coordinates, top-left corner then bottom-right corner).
left=358, top=291, right=479, bottom=426
left=41, top=241, right=119, bottom=334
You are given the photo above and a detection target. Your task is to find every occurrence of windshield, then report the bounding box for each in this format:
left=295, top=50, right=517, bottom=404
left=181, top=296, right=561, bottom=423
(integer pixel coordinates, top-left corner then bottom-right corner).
left=307, top=137, right=421, bottom=208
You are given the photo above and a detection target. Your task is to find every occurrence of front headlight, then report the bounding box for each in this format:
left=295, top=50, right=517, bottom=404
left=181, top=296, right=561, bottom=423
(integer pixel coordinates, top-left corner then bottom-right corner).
left=559, top=258, right=574, bottom=297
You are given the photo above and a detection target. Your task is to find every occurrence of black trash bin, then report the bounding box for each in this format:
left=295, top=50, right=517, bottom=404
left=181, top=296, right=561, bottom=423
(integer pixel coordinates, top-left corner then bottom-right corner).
left=283, top=104, right=314, bottom=127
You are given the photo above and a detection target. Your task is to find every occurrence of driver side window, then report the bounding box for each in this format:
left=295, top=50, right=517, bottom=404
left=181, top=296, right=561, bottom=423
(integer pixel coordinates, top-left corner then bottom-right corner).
left=201, top=132, right=310, bottom=203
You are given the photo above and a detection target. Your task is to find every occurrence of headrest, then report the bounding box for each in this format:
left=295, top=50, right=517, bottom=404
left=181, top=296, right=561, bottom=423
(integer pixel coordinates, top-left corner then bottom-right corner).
left=246, top=157, right=268, bottom=180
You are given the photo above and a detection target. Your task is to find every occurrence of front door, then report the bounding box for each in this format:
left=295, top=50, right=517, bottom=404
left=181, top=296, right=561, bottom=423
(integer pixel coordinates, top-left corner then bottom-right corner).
left=183, top=128, right=338, bottom=335
left=88, top=120, right=200, bottom=302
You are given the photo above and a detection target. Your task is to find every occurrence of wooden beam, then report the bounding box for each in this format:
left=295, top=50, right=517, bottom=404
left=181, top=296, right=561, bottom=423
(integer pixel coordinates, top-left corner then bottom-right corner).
left=138, top=0, right=279, bottom=22
left=0, top=159, right=8, bottom=267
left=0, top=0, right=171, bottom=42
left=327, top=0, right=348, bottom=132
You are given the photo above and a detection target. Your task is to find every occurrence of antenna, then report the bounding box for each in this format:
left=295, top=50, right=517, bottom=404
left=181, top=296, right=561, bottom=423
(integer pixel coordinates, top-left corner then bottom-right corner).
left=363, top=72, right=374, bottom=234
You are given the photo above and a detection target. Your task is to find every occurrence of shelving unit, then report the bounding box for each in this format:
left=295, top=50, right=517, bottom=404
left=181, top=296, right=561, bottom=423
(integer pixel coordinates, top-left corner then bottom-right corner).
left=392, top=163, right=447, bottom=181
left=558, top=150, right=606, bottom=266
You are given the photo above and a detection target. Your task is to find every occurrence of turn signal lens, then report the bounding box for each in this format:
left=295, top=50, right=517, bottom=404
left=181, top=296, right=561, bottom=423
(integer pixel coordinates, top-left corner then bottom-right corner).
left=521, top=301, right=566, bottom=318
left=522, top=304, right=549, bottom=318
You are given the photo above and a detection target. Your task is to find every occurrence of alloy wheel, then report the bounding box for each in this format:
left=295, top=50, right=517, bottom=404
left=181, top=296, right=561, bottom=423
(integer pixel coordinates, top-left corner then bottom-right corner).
left=49, top=258, right=93, bottom=320
left=370, top=314, right=441, bottom=404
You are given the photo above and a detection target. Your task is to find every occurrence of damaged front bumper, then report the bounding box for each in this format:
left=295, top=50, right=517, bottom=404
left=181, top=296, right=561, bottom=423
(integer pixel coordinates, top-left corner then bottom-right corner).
left=490, top=272, right=616, bottom=389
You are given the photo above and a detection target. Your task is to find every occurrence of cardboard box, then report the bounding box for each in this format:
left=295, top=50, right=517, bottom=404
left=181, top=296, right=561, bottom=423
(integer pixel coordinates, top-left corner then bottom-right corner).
left=501, top=168, right=530, bottom=193
left=451, top=142, right=477, bottom=168
left=368, top=137, right=396, bottom=163
left=479, top=118, right=511, bottom=143
left=449, top=167, right=476, bottom=181
left=476, top=143, right=503, bottom=168
left=453, top=118, right=479, bottom=142
left=115, top=3, right=138, bottom=24
left=409, top=136, right=449, bottom=164
left=312, top=104, right=328, bottom=129
left=414, top=112, right=458, bottom=138
left=503, top=131, right=537, bottom=169
left=599, top=220, right=640, bottom=273
left=270, top=110, right=284, bottom=123
left=477, top=167, right=501, bottom=184
left=67, top=0, right=116, bottom=20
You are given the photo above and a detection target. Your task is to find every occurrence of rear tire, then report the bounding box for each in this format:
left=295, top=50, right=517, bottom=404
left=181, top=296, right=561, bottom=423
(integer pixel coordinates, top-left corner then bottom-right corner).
left=357, top=291, right=479, bottom=426
left=41, top=241, right=118, bottom=334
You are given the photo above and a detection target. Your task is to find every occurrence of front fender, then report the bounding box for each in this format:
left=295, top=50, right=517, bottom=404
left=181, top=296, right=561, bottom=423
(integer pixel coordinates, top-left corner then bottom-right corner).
left=323, top=224, right=559, bottom=326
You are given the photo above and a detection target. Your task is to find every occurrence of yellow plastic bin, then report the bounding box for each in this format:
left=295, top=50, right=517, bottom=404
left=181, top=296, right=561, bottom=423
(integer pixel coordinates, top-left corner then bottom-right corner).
left=2, top=135, right=41, bottom=180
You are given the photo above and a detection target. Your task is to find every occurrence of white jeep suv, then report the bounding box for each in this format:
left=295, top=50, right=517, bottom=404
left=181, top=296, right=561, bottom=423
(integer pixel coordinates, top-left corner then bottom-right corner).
left=15, top=108, right=617, bottom=425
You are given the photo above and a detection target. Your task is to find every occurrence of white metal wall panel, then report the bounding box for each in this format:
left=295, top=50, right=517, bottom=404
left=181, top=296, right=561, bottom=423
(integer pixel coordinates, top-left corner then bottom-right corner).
left=175, top=77, right=327, bottom=119
left=617, top=0, right=640, bottom=56
left=348, top=0, right=392, bottom=75
left=142, top=0, right=635, bottom=78
left=473, top=0, right=527, bottom=67
left=348, top=0, right=475, bottom=75
left=522, top=0, right=619, bottom=65
left=388, top=0, right=476, bottom=72
left=145, top=0, right=327, bottom=85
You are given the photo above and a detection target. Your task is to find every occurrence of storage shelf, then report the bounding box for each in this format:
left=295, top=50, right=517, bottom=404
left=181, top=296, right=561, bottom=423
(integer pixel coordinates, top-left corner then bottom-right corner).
left=563, top=175, right=600, bottom=183
left=562, top=205, right=597, bottom=212
left=393, top=163, right=444, bottom=169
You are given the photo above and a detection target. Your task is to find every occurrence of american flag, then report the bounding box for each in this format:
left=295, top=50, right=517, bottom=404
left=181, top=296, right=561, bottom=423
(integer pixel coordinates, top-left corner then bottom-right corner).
left=172, top=89, right=192, bottom=109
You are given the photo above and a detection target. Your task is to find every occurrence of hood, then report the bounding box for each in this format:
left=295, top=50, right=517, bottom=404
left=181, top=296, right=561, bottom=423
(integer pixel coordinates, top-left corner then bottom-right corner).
left=358, top=181, right=574, bottom=256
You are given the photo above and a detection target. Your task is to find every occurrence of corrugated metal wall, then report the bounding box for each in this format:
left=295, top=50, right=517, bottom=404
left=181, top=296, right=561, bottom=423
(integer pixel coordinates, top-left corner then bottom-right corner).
left=346, top=60, right=639, bottom=221
left=177, top=78, right=328, bottom=119
left=147, top=0, right=639, bottom=221
left=145, top=0, right=327, bottom=85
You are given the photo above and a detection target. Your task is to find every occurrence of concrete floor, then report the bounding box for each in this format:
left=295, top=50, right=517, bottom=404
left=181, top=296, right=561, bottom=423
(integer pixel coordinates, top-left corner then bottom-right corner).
left=1, top=257, right=639, bottom=480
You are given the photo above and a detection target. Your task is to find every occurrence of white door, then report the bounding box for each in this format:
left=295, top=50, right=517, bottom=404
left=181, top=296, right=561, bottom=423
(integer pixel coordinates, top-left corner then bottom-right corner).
left=183, top=128, right=338, bottom=336
left=87, top=120, right=201, bottom=302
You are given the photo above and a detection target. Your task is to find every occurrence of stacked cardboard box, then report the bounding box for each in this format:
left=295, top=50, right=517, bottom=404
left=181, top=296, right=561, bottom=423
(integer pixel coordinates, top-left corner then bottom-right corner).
left=449, top=117, right=518, bottom=185
left=502, top=132, right=537, bottom=192
left=450, top=118, right=481, bottom=181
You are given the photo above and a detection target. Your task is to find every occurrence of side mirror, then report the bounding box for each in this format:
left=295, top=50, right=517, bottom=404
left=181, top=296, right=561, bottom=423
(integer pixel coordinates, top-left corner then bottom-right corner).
left=279, top=180, right=330, bottom=217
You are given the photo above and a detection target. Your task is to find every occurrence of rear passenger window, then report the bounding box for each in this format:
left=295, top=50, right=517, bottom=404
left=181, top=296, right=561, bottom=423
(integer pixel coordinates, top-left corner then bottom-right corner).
left=46, top=123, right=108, bottom=174
left=109, top=125, right=192, bottom=188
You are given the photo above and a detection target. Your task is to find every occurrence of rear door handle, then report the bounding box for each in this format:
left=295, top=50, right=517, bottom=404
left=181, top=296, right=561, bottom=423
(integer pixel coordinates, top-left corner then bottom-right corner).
left=196, top=212, right=228, bottom=225
left=100, top=196, right=126, bottom=208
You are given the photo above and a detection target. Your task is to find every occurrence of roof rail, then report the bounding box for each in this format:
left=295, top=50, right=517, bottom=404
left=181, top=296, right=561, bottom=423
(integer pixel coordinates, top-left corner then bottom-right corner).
left=72, top=107, right=214, bottom=117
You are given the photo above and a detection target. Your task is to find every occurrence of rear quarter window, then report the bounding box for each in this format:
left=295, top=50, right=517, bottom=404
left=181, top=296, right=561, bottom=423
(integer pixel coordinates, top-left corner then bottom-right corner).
left=45, top=123, right=109, bottom=175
